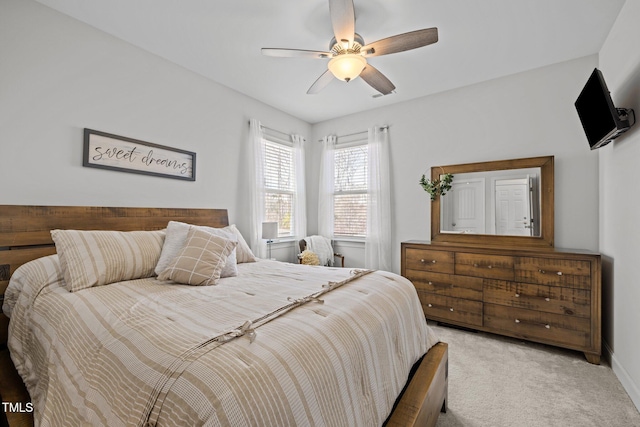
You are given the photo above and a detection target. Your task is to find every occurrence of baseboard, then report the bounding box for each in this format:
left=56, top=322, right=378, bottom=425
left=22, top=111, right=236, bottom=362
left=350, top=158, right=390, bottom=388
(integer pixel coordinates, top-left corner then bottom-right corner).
left=604, top=341, right=640, bottom=412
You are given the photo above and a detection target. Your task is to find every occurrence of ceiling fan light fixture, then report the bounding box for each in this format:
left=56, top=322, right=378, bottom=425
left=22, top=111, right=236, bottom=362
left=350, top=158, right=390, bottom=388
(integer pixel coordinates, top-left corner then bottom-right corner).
left=328, top=54, right=367, bottom=82
left=261, top=1, right=438, bottom=95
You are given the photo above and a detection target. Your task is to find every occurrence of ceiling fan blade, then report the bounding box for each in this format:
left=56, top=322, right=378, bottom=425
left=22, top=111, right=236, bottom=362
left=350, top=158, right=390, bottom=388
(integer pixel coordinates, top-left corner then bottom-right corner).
left=329, top=0, right=355, bottom=47
left=262, top=48, right=333, bottom=59
left=307, top=69, right=335, bottom=94
left=360, top=65, right=395, bottom=95
left=361, top=28, right=438, bottom=57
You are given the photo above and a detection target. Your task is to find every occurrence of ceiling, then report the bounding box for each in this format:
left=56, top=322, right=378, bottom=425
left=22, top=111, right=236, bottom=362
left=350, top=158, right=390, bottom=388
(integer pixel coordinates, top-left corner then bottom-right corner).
left=36, top=0, right=625, bottom=124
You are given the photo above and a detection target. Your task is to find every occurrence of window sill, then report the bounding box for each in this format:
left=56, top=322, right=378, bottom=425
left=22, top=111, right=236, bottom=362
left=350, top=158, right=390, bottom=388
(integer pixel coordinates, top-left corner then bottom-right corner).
left=270, top=237, right=297, bottom=244
left=333, top=236, right=365, bottom=242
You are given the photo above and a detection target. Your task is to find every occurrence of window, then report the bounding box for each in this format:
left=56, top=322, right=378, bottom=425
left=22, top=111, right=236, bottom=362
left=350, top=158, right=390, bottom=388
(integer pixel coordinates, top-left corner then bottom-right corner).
left=263, top=138, right=295, bottom=237
left=333, top=143, right=368, bottom=237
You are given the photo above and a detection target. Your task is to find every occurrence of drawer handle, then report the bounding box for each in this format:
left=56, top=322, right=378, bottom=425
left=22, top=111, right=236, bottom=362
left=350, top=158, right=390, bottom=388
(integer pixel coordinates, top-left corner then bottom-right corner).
left=515, top=293, right=550, bottom=302
left=515, top=318, right=551, bottom=329
left=539, top=269, right=563, bottom=277
left=432, top=260, right=437, bottom=264
left=428, top=282, right=454, bottom=289
left=426, top=303, right=454, bottom=312
left=473, top=263, right=492, bottom=269
left=514, top=294, right=551, bottom=302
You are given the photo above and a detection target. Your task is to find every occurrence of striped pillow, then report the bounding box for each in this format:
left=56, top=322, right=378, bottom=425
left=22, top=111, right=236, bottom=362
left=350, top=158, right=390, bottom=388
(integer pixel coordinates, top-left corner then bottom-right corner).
left=157, top=227, right=237, bottom=286
left=51, top=229, right=165, bottom=292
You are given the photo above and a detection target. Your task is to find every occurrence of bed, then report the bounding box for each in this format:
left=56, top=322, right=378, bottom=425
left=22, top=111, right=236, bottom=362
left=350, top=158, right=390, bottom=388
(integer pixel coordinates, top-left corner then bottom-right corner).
left=0, top=205, right=448, bottom=427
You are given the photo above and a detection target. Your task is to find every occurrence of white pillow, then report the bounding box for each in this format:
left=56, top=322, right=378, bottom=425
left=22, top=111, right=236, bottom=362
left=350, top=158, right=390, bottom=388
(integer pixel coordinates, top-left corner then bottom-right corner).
left=155, top=221, right=238, bottom=277
left=226, top=224, right=257, bottom=263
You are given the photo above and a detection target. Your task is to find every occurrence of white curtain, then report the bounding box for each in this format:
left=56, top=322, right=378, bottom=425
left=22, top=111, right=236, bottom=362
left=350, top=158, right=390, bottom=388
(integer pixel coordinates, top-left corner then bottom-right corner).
left=291, top=134, right=307, bottom=241
left=318, top=135, right=337, bottom=239
left=247, top=119, right=266, bottom=258
left=365, top=126, right=392, bottom=271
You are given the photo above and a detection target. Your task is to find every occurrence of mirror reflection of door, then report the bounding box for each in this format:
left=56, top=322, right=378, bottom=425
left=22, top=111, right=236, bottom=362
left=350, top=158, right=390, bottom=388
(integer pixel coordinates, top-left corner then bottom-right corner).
left=438, top=166, right=542, bottom=237
left=495, top=177, right=532, bottom=236
left=442, top=178, right=485, bottom=234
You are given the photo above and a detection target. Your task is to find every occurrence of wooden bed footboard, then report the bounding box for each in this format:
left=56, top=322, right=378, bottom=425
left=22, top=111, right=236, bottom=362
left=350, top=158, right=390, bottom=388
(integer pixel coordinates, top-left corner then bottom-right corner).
left=0, top=205, right=448, bottom=427
left=386, top=342, right=448, bottom=427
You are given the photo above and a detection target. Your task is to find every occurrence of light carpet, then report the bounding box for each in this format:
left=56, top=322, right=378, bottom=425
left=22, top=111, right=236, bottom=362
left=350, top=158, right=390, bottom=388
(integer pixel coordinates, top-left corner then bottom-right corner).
left=431, top=323, right=640, bottom=427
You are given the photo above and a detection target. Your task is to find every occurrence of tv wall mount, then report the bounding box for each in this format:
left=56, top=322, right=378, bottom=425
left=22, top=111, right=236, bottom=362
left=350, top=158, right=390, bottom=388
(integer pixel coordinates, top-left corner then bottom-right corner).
left=598, top=107, right=636, bottom=149
left=617, top=108, right=636, bottom=126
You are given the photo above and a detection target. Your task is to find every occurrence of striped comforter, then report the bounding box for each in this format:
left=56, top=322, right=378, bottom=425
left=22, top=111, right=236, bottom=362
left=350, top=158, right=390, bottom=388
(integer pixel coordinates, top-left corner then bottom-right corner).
left=3, top=256, right=438, bottom=427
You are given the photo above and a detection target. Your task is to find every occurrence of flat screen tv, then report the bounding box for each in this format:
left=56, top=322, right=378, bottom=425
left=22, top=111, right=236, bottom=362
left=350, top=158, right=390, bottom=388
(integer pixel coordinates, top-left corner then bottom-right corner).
left=575, top=68, right=634, bottom=150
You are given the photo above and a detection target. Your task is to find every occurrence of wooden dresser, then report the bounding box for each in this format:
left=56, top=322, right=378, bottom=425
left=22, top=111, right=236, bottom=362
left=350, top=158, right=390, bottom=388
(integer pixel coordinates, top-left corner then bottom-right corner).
left=401, top=241, right=601, bottom=364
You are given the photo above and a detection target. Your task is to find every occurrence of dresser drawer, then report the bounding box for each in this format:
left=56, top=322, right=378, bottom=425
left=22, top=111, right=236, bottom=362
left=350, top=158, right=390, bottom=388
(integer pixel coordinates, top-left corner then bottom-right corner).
left=515, top=257, right=592, bottom=289
left=420, top=294, right=483, bottom=327
left=484, top=304, right=590, bottom=349
left=405, top=248, right=454, bottom=274
left=455, top=252, right=514, bottom=280
left=407, top=270, right=483, bottom=300
left=483, top=280, right=590, bottom=318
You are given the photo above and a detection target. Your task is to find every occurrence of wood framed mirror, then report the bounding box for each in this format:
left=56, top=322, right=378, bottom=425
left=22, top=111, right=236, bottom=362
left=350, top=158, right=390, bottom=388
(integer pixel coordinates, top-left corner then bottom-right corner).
left=430, top=155, right=554, bottom=248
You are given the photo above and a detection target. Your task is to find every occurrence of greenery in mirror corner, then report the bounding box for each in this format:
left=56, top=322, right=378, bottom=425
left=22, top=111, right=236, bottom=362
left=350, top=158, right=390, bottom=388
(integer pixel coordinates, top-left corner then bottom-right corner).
left=419, top=173, right=454, bottom=201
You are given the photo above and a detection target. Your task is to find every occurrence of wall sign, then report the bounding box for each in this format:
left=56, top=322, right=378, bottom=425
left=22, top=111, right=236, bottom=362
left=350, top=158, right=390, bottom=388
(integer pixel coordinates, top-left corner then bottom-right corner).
left=83, top=129, right=196, bottom=181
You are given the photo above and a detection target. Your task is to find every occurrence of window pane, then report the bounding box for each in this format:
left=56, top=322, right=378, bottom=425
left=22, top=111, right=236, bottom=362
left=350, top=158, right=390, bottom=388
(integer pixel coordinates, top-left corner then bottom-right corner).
left=333, top=143, right=368, bottom=237
left=265, top=192, right=293, bottom=237
left=264, top=140, right=293, bottom=192
left=334, top=145, right=367, bottom=192
left=334, top=193, right=367, bottom=237
left=263, top=139, right=295, bottom=237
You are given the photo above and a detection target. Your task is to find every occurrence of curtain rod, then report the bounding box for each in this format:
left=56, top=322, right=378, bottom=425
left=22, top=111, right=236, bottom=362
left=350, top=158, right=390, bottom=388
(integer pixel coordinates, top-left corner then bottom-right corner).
left=316, top=125, right=389, bottom=142
left=247, top=120, right=296, bottom=138
left=260, top=124, right=292, bottom=138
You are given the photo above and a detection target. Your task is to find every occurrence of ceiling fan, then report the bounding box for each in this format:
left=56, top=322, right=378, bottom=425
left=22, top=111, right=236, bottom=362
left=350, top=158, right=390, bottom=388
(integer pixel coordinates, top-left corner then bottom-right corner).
left=261, top=0, right=438, bottom=96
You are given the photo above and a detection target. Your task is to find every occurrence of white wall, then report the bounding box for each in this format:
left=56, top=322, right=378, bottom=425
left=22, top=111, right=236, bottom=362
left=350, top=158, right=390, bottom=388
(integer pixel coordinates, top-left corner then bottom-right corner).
left=309, top=55, right=600, bottom=273
left=0, top=0, right=311, bottom=242
left=598, top=0, right=640, bottom=411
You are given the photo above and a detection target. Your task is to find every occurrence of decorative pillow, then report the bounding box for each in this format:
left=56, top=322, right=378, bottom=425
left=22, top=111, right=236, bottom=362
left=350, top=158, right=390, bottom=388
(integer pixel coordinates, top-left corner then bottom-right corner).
left=299, top=249, right=320, bottom=266
left=155, top=221, right=238, bottom=277
left=51, top=229, right=165, bottom=292
left=157, top=227, right=237, bottom=286
left=226, top=224, right=257, bottom=263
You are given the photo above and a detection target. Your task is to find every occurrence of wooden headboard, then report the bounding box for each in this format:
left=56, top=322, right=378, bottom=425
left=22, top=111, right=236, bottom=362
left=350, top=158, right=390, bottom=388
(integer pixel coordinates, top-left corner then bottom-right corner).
left=0, top=205, right=229, bottom=308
